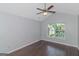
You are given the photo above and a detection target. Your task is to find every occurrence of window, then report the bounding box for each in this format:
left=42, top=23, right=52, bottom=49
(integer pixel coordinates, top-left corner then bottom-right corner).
left=48, top=23, right=64, bottom=38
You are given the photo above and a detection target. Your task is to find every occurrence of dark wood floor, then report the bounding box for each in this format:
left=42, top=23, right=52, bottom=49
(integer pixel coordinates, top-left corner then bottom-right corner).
left=7, top=40, right=79, bottom=56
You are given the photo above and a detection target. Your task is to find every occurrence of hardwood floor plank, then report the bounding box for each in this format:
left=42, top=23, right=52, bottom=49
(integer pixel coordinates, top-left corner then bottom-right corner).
left=7, top=40, right=79, bottom=56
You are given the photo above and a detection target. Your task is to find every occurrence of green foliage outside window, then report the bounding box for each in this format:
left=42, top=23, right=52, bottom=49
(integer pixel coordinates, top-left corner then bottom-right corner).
left=48, top=23, right=64, bottom=38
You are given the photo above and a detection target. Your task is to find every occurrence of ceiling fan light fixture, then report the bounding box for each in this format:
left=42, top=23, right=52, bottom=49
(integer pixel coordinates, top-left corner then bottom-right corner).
left=43, top=12, right=48, bottom=16
left=37, top=3, right=56, bottom=16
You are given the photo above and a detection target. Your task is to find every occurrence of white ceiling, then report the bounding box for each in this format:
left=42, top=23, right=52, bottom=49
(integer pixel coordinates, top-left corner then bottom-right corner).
left=0, top=3, right=79, bottom=21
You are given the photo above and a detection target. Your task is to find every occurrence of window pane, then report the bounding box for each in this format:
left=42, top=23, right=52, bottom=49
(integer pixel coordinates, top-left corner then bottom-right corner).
left=48, top=23, right=64, bottom=38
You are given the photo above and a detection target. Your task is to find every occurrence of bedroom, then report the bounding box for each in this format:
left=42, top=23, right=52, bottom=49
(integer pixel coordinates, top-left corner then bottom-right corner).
left=0, top=3, right=79, bottom=56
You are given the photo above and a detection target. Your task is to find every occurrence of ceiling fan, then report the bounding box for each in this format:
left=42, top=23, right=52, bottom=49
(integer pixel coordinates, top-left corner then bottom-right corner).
left=37, top=3, right=56, bottom=16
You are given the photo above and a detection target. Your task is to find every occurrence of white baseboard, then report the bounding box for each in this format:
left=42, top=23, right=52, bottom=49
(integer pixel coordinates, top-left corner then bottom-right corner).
left=7, top=40, right=40, bottom=54
left=41, top=39, right=78, bottom=48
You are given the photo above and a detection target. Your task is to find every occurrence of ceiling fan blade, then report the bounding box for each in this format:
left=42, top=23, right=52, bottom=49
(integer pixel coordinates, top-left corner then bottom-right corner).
left=48, top=11, right=56, bottom=13
left=37, top=8, right=46, bottom=11
left=37, top=12, right=44, bottom=14
left=47, top=5, right=54, bottom=10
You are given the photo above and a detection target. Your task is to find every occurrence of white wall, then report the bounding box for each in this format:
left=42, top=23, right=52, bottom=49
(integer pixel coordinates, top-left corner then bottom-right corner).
left=41, top=12, right=78, bottom=47
left=0, top=12, right=41, bottom=53
left=78, top=16, right=79, bottom=48
left=0, top=11, right=78, bottom=53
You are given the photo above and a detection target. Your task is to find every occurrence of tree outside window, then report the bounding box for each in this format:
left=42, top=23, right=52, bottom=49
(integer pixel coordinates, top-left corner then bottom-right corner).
left=48, top=23, right=64, bottom=38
